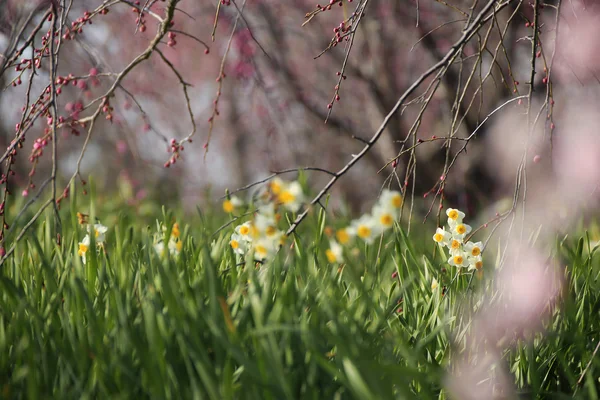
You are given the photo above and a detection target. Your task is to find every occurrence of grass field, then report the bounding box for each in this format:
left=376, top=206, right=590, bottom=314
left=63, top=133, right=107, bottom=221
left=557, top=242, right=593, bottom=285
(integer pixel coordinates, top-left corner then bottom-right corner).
left=1, top=182, right=599, bottom=399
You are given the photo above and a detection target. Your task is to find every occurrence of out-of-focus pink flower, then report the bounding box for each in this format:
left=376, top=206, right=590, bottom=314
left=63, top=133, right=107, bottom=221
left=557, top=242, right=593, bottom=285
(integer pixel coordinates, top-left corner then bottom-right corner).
left=553, top=101, right=600, bottom=206
left=446, top=351, right=514, bottom=400
left=116, top=140, right=128, bottom=155
left=135, top=189, right=148, bottom=200
left=446, top=246, right=561, bottom=399
left=555, top=4, right=600, bottom=83
left=479, top=247, right=562, bottom=343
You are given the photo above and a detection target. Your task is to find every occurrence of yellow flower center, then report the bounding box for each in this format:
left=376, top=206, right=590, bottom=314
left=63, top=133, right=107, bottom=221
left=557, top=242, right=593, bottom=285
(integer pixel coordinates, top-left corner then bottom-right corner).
left=278, top=191, right=295, bottom=205
left=223, top=200, right=234, bottom=213
left=172, top=223, right=180, bottom=238
left=475, top=261, right=483, bottom=270
left=380, top=214, right=393, bottom=227
left=175, top=240, right=182, bottom=252
left=239, top=225, right=250, bottom=236
left=392, top=194, right=403, bottom=208
left=471, top=247, right=481, bottom=256
left=451, top=240, right=460, bottom=250
left=455, top=224, right=466, bottom=235
left=94, top=229, right=100, bottom=238
left=357, top=225, right=371, bottom=239
left=336, top=229, right=350, bottom=244
left=270, top=181, right=282, bottom=195
left=453, top=255, right=464, bottom=265
left=255, top=245, right=267, bottom=257
left=325, top=249, right=336, bottom=263
left=431, top=279, right=439, bottom=290
left=78, top=243, right=88, bottom=256
left=266, top=226, right=277, bottom=236
left=230, top=240, right=239, bottom=249
left=448, top=210, right=458, bottom=220
left=433, top=233, right=444, bottom=242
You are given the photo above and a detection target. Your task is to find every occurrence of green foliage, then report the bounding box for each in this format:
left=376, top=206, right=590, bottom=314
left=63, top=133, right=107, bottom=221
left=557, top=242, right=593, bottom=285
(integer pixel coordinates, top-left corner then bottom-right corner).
left=0, top=193, right=599, bottom=399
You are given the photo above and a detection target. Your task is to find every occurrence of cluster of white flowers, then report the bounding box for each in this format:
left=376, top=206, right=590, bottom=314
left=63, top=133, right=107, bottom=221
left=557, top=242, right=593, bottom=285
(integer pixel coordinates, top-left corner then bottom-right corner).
left=152, top=222, right=183, bottom=258
left=326, top=189, right=403, bottom=264
left=433, top=208, right=483, bottom=271
left=228, top=178, right=306, bottom=261
left=78, top=222, right=108, bottom=264
left=263, top=178, right=306, bottom=214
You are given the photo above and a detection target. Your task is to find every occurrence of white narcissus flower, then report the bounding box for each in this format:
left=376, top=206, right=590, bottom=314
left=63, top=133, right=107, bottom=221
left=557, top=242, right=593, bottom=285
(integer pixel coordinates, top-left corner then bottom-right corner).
left=153, top=223, right=182, bottom=258
left=223, top=195, right=243, bottom=213
left=325, top=240, right=343, bottom=264
left=154, top=238, right=181, bottom=258
left=336, top=227, right=354, bottom=245
left=254, top=213, right=279, bottom=238
left=234, top=222, right=253, bottom=242
left=431, top=278, right=439, bottom=290
left=446, top=208, right=465, bottom=227
left=79, top=223, right=108, bottom=264
left=153, top=240, right=166, bottom=258
left=448, top=238, right=464, bottom=256
left=464, top=241, right=483, bottom=258
left=432, top=227, right=451, bottom=246
left=78, top=234, right=90, bottom=264
left=448, top=252, right=468, bottom=268
left=349, top=214, right=377, bottom=244
left=379, top=189, right=403, bottom=210
left=88, top=223, right=108, bottom=243
left=253, top=238, right=275, bottom=261
left=468, top=255, right=483, bottom=271
left=230, top=233, right=247, bottom=255
left=452, top=223, right=472, bottom=240
left=277, top=181, right=305, bottom=213
left=169, top=238, right=183, bottom=255
left=372, top=204, right=396, bottom=233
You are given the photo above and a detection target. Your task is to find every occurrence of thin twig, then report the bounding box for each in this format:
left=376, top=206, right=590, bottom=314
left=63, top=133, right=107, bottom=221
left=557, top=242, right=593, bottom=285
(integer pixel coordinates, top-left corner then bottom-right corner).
left=221, top=167, right=337, bottom=199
